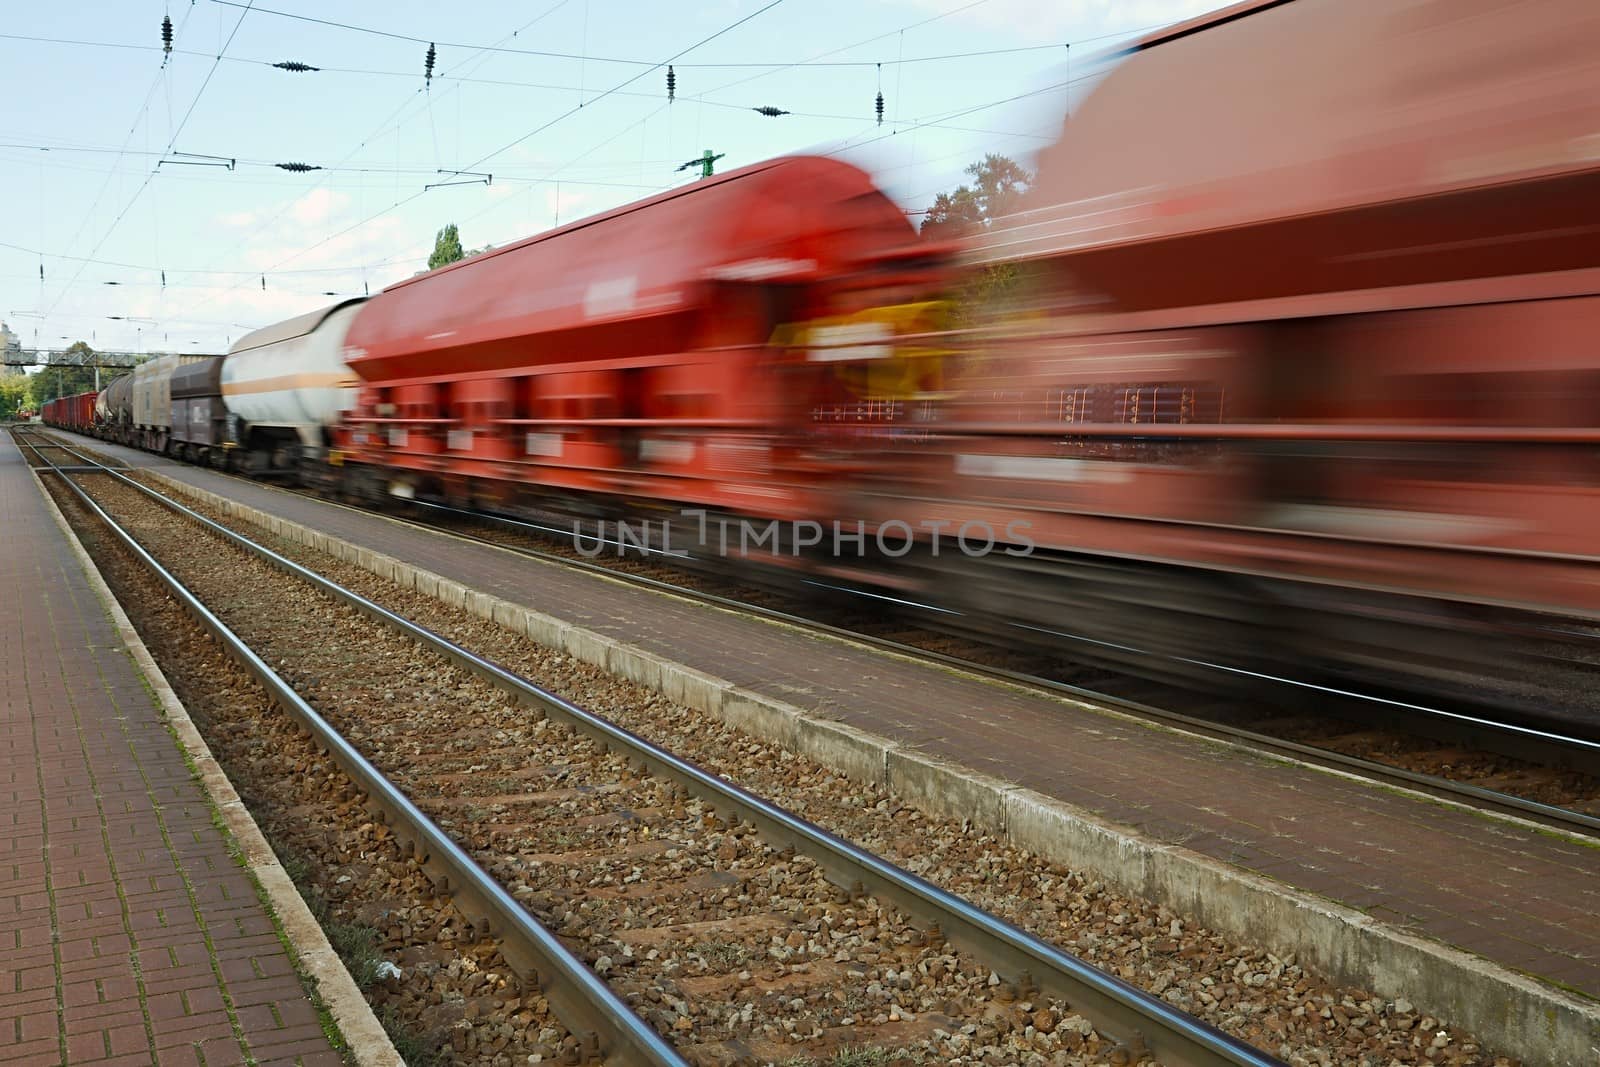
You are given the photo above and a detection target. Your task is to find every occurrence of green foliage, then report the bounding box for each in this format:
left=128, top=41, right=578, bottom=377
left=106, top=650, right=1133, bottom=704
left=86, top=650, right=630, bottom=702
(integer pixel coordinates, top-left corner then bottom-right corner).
left=828, top=1049, right=891, bottom=1067
left=428, top=223, right=466, bottom=270
left=920, top=156, right=1035, bottom=322
left=951, top=261, right=1025, bottom=327
left=27, top=342, right=102, bottom=407
left=322, top=916, right=385, bottom=990
left=378, top=1003, right=444, bottom=1067
left=922, top=186, right=984, bottom=238
left=0, top=376, right=29, bottom=418
left=920, top=153, right=1033, bottom=238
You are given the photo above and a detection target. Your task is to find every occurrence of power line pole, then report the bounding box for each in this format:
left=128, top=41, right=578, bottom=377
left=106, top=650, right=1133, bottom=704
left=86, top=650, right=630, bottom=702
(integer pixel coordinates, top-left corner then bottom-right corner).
left=677, top=149, right=726, bottom=180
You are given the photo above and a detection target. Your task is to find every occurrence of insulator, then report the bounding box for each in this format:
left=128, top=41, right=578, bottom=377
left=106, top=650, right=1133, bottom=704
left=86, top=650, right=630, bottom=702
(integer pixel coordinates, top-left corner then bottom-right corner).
left=39, top=263, right=43, bottom=281
left=875, top=90, right=884, bottom=126
left=260, top=275, right=266, bottom=291
left=425, top=42, right=436, bottom=87
left=364, top=280, right=369, bottom=296
left=275, top=162, right=323, bottom=172
left=161, top=14, right=173, bottom=57
left=753, top=106, right=789, bottom=118
left=161, top=270, right=167, bottom=288
left=272, top=61, right=320, bottom=73
left=667, top=65, right=676, bottom=101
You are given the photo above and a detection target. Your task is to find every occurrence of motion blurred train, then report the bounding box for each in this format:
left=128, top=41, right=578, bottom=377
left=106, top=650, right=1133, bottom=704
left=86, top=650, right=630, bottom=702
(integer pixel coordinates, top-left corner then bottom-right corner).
left=47, top=0, right=1600, bottom=730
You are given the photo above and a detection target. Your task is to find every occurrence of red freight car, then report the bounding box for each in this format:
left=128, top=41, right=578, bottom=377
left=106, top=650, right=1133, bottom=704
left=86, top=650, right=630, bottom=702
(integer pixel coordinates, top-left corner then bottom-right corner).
left=40, top=392, right=98, bottom=433
left=71, top=391, right=98, bottom=433
left=859, top=0, right=1600, bottom=720
left=341, top=155, right=941, bottom=530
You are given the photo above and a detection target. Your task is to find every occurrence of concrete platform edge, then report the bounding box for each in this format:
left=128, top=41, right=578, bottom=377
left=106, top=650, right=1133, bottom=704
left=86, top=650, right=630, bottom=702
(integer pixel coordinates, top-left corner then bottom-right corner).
left=34, top=466, right=402, bottom=1067
left=149, top=471, right=1600, bottom=1067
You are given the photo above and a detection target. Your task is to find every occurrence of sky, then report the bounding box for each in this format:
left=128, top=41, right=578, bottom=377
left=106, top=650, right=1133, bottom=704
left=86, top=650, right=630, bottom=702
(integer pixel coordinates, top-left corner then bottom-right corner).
left=1, top=0, right=1221, bottom=357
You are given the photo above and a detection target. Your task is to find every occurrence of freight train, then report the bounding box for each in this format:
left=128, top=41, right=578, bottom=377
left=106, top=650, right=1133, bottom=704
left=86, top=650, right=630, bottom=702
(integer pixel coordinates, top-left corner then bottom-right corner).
left=40, top=390, right=97, bottom=434
left=46, top=0, right=1600, bottom=733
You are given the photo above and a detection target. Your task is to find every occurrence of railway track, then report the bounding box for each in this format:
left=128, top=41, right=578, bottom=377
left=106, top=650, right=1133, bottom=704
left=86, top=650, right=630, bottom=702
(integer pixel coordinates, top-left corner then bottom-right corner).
left=30, top=427, right=1600, bottom=840
left=28, top=429, right=1600, bottom=839
left=18, top=427, right=1287, bottom=1066
left=192, top=445, right=1600, bottom=838
left=360, top=505, right=1600, bottom=839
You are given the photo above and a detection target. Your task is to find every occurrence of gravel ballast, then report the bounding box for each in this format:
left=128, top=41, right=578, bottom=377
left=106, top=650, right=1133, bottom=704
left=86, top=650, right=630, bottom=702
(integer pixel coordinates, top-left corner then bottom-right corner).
left=62, top=469, right=1516, bottom=1066
left=49, top=477, right=580, bottom=1066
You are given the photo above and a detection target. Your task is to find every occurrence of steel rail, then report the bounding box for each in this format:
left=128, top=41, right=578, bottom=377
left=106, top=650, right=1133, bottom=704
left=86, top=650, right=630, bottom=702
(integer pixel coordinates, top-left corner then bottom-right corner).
left=18, top=432, right=688, bottom=1067
left=29, top=428, right=1600, bottom=839
left=402, top=499, right=1600, bottom=840
left=35, top=433, right=1283, bottom=1066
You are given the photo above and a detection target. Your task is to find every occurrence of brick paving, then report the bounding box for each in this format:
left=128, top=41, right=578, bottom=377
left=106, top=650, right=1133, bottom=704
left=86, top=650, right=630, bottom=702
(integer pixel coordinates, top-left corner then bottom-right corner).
left=0, top=434, right=342, bottom=1066
left=78, top=433, right=1600, bottom=998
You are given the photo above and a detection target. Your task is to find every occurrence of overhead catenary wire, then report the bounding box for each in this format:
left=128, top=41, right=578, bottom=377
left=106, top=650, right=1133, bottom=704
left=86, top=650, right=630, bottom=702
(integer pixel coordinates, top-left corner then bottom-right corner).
left=217, top=69, right=1080, bottom=324
left=0, top=33, right=1079, bottom=140
left=198, top=3, right=1080, bottom=70
left=821, top=62, right=1089, bottom=163
left=461, top=0, right=785, bottom=172
left=136, top=0, right=790, bottom=333
left=26, top=1, right=1147, bottom=348
left=35, top=4, right=198, bottom=315
left=218, top=0, right=789, bottom=290
left=0, top=31, right=1083, bottom=73
left=152, top=1, right=572, bottom=327
left=42, top=1, right=256, bottom=320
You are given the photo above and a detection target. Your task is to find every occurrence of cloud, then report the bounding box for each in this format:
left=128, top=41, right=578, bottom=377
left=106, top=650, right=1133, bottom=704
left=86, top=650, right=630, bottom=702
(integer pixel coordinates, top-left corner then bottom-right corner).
left=115, top=200, right=426, bottom=351
left=288, top=188, right=352, bottom=225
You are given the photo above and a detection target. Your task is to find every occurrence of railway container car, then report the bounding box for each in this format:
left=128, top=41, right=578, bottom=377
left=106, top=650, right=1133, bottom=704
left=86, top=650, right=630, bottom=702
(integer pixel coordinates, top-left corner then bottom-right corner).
left=40, top=0, right=1600, bottom=733
left=340, top=155, right=938, bottom=531
left=169, top=356, right=226, bottom=464
left=857, top=0, right=1600, bottom=723
left=100, top=372, right=134, bottom=442
left=74, top=390, right=97, bottom=433
left=41, top=391, right=98, bottom=433
left=222, top=299, right=365, bottom=474
left=131, top=355, right=208, bottom=453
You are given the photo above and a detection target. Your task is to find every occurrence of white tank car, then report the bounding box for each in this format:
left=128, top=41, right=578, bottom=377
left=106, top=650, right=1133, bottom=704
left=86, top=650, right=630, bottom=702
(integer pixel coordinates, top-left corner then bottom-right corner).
left=221, top=299, right=365, bottom=452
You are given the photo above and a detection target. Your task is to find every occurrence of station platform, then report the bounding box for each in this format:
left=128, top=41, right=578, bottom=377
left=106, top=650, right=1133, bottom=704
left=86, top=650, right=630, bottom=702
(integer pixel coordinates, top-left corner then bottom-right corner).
left=0, top=433, right=343, bottom=1066
left=60, top=437, right=1600, bottom=1014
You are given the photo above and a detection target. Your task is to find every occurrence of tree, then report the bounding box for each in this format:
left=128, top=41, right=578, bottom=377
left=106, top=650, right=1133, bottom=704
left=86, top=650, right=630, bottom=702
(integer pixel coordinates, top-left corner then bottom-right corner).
left=27, top=342, right=102, bottom=407
left=0, top=376, right=28, bottom=419
left=428, top=224, right=465, bottom=270
left=920, top=154, right=1033, bottom=238
left=920, top=156, right=1037, bottom=326
left=920, top=187, right=984, bottom=238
